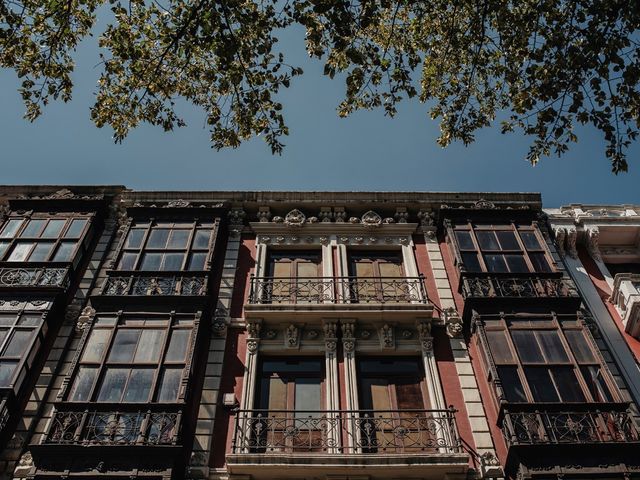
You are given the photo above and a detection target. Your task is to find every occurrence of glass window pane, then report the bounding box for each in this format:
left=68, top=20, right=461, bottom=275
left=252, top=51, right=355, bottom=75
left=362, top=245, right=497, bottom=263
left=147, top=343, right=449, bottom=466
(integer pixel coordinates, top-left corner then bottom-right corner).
left=536, top=330, right=569, bottom=362
left=505, top=255, right=529, bottom=273
left=94, top=316, right=117, bottom=326
left=28, top=242, right=54, bottom=261
left=461, top=252, right=481, bottom=271
left=265, top=376, right=287, bottom=410
left=484, top=254, right=508, bottom=273
left=19, top=314, right=42, bottom=326
left=3, top=330, right=34, bottom=357
left=525, top=368, right=560, bottom=402
left=118, top=252, right=137, bottom=270
left=167, top=230, right=190, bottom=249
left=0, top=362, right=17, bottom=386
left=520, top=231, right=542, bottom=250
left=0, top=241, right=9, bottom=259
left=97, top=368, right=129, bottom=402
left=476, top=231, right=500, bottom=250
left=0, top=219, right=23, bottom=238
left=134, top=330, right=165, bottom=363
left=157, top=368, right=182, bottom=402
left=7, top=242, right=33, bottom=262
left=497, top=231, right=520, bottom=250
left=68, top=367, right=98, bottom=401
left=486, top=330, right=515, bottom=363
left=193, top=230, right=211, bottom=249
left=512, top=331, right=544, bottom=362
left=188, top=253, right=207, bottom=271
left=161, top=253, right=184, bottom=271
left=53, top=241, right=75, bottom=262
left=552, top=367, right=586, bottom=402
left=165, top=330, right=190, bottom=362
left=147, top=229, right=169, bottom=248
left=497, top=366, right=527, bottom=402
left=295, top=378, right=322, bottom=411
left=81, top=329, right=111, bottom=362
left=123, top=369, right=154, bottom=402
left=20, top=220, right=45, bottom=237
left=530, top=253, right=551, bottom=272
left=41, top=220, right=65, bottom=238
left=454, top=231, right=475, bottom=250
left=580, top=366, right=613, bottom=402
left=565, top=330, right=597, bottom=363
left=108, top=329, right=140, bottom=362
left=0, top=316, right=15, bottom=326
left=124, top=228, right=145, bottom=249
left=0, top=330, right=7, bottom=348
left=64, top=219, right=88, bottom=239
left=140, top=253, right=163, bottom=271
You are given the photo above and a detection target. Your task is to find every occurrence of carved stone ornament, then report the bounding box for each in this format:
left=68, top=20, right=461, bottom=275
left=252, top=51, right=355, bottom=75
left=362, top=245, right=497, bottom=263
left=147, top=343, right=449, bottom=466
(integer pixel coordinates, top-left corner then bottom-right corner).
left=45, top=188, right=76, bottom=199
left=14, top=451, right=33, bottom=476
left=285, top=324, right=300, bottom=348
left=566, top=227, right=578, bottom=258
left=272, top=216, right=284, bottom=223
left=212, top=309, right=228, bottom=337
left=247, top=321, right=261, bottom=353
left=319, top=236, right=329, bottom=245
left=380, top=324, right=394, bottom=349
left=319, top=207, right=333, bottom=222
left=416, top=321, right=433, bottom=352
left=474, top=199, right=496, bottom=209
left=164, top=199, right=190, bottom=208
left=75, top=306, right=96, bottom=332
left=417, top=209, right=435, bottom=227
left=324, top=321, right=338, bottom=353
left=334, top=208, right=347, bottom=223
left=444, top=307, right=463, bottom=338
left=349, top=216, right=360, bottom=224
left=361, top=210, right=382, bottom=228
left=587, top=226, right=602, bottom=262
left=553, top=227, right=567, bottom=257
left=284, top=209, right=306, bottom=227
left=257, top=207, right=272, bottom=223
left=0, top=204, right=9, bottom=220
left=394, top=207, right=409, bottom=224
left=228, top=207, right=246, bottom=226
left=341, top=321, right=356, bottom=353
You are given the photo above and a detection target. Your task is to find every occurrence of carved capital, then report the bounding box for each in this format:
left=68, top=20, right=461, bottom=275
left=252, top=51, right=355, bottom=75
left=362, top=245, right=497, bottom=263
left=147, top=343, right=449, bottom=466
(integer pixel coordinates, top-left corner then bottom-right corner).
left=285, top=324, right=300, bottom=348
left=228, top=207, right=246, bottom=237
left=379, top=324, right=395, bottom=349
left=257, top=206, right=272, bottom=223
left=0, top=204, right=9, bottom=221
left=416, top=320, right=433, bottom=353
left=340, top=320, right=356, bottom=353
left=417, top=209, right=435, bottom=227
left=566, top=227, right=578, bottom=258
left=247, top=320, right=261, bottom=353
left=553, top=227, right=567, bottom=257
left=74, top=305, right=95, bottom=332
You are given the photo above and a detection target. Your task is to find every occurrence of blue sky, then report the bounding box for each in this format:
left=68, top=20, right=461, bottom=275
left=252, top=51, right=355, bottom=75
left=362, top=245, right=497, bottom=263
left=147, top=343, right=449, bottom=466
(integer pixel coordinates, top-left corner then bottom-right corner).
left=1, top=22, right=638, bottom=208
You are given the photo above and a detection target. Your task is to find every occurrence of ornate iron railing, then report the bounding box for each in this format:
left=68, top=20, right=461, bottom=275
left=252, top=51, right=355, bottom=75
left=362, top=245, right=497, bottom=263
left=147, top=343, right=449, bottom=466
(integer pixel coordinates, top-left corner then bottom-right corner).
left=232, top=409, right=460, bottom=454
left=501, top=408, right=640, bottom=446
left=248, top=276, right=428, bottom=305
left=44, top=406, right=182, bottom=446
left=461, top=275, right=578, bottom=299
left=0, top=266, right=70, bottom=289
left=102, top=272, right=208, bottom=296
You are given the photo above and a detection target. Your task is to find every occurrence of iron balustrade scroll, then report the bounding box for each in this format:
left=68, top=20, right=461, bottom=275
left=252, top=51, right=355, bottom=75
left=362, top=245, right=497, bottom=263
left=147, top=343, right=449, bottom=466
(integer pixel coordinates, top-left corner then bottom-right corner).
left=501, top=408, right=640, bottom=447
left=232, top=409, right=461, bottom=454
left=249, top=276, right=428, bottom=305
left=0, top=266, right=70, bottom=289
left=45, top=406, right=182, bottom=446
left=461, top=276, right=578, bottom=299
left=102, top=272, right=208, bottom=296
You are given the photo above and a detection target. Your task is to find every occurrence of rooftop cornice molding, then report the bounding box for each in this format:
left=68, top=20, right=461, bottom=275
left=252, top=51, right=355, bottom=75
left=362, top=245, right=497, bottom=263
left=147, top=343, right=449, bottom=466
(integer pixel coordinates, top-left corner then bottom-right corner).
left=250, top=221, right=419, bottom=236
left=547, top=205, right=640, bottom=224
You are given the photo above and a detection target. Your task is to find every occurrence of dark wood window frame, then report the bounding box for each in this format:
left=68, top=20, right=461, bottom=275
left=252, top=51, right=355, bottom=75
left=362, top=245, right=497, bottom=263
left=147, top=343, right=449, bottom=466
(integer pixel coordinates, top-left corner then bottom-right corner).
left=115, top=219, right=217, bottom=272
left=475, top=313, right=621, bottom=406
left=449, top=222, right=554, bottom=274
left=0, top=214, right=92, bottom=263
left=64, top=311, right=199, bottom=405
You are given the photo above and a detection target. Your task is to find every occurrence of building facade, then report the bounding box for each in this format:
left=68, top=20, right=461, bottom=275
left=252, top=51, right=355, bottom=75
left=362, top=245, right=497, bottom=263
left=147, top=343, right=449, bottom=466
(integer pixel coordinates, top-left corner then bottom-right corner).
left=0, top=188, right=637, bottom=480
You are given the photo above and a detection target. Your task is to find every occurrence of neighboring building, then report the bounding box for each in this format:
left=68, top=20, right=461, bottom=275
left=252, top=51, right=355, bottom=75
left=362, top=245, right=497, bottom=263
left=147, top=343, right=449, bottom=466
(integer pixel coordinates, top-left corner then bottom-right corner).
left=0, top=188, right=637, bottom=480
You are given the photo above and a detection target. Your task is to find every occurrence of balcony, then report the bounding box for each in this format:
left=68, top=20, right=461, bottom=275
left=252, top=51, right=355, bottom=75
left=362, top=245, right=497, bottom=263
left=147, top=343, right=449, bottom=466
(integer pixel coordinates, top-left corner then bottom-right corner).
left=227, top=409, right=469, bottom=479
left=610, top=273, right=640, bottom=338
left=0, top=265, right=70, bottom=292
left=245, top=276, right=432, bottom=320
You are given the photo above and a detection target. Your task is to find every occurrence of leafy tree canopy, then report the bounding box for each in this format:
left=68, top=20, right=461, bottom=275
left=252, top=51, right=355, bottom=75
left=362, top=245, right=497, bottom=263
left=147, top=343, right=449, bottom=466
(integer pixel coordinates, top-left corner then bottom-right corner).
left=1, top=0, right=639, bottom=172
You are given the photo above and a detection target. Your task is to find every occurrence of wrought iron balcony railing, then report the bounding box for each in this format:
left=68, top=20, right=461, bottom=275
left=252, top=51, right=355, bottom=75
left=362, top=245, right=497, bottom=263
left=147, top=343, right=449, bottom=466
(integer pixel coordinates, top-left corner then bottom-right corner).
left=501, top=407, right=640, bottom=447
left=102, top=271, right=208, bottom=296
left=0, top=265, right=70, bottom=289
left=232, top=409, right=460, bottom=454
left=44, top=405, right=182, bottom=446
left=248, top=276, right=428, bottom=305
left=461, top=275, right=578, bottom=300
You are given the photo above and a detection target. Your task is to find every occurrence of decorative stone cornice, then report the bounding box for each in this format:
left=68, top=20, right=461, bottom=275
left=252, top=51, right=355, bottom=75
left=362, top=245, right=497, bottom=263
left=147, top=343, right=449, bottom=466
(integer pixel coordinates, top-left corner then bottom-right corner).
left=586, top=226, right=601, bottom=262
left=553, top=226, right=567, bottom=257
left=379, top=324, right=395, bottom=349
left=566, top=227, right=578, bottom=258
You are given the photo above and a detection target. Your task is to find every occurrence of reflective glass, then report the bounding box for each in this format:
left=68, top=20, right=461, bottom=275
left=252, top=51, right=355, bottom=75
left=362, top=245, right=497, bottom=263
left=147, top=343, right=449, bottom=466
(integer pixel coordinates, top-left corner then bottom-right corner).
left=147, top=229, right=169, bottom=248
left=497, top=231, right=520, bottom=250
left=68, top=367, right=98, bottom=401
left=537, top=330, right=569, bottom=362
left=0, top=362, right=17, bottom=386
left=157, top=368, right=182, bottom=402
left=497, top=366, right=527, bottom=402
left=29, top=242, right=53, bottom=261
left=512, top=330, right=544, bottom=362
left=505, top=255, right=529, bottom=273
left=520, top=231, right=542, bottom=250
left=125, top=228, right=145, bottom=249
left=134, top=330, right=165, bottom=363
left=161, top=253, right=184, bottom=271
left=123, top=369, right=154, bottom=402
left=580, top=365, right=613, bottom=402
left=41, top=220, right=65, bottom=238
left=53, top=241, right=75, bottom=262
left=193, top=230, right=211, bottom=249
left=20, top=220, right=45, bottom=237
left=167, top=230, right=189, bottom=248
left=0, top=219, right=23, bottom=238
left=19, top=314, right=42, bottom=326
left=295, top=378, right=322, bottom=411
left=64, top=219, right=88, bottom=239
left=165, top=330, right=190, bottom=362
left=461, top=252, right=481, bottom=271
left=552, top=367, right=586, bottom=402
left=81, top=329, right=111, bottom=362
left=565, top=330, right=596, bottom=363
left=525, top=368, right=560, bottom=402
left=530, top=253, right=551, bottom=272
left=0, top=241, right=9, bottom=259
left=97, top=368, right=128, bottom=402
left=476, top=231, right=499, bottom=250
left=486, top=330, right=515, bottom=363
left=3, top=330, right=34, bottom=357
left=484, top=254, right=508, bottom=272
left=108, top=329, right=140, bottom=362
left=188, top=253, right=207, bottom=271
left=141, top=253, right=162, bottom=271
left=7, top=242, right=33, bottom=262
left=118, top=252, right=137, bottom=270
left=454, top=230, right=474, bottom=250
